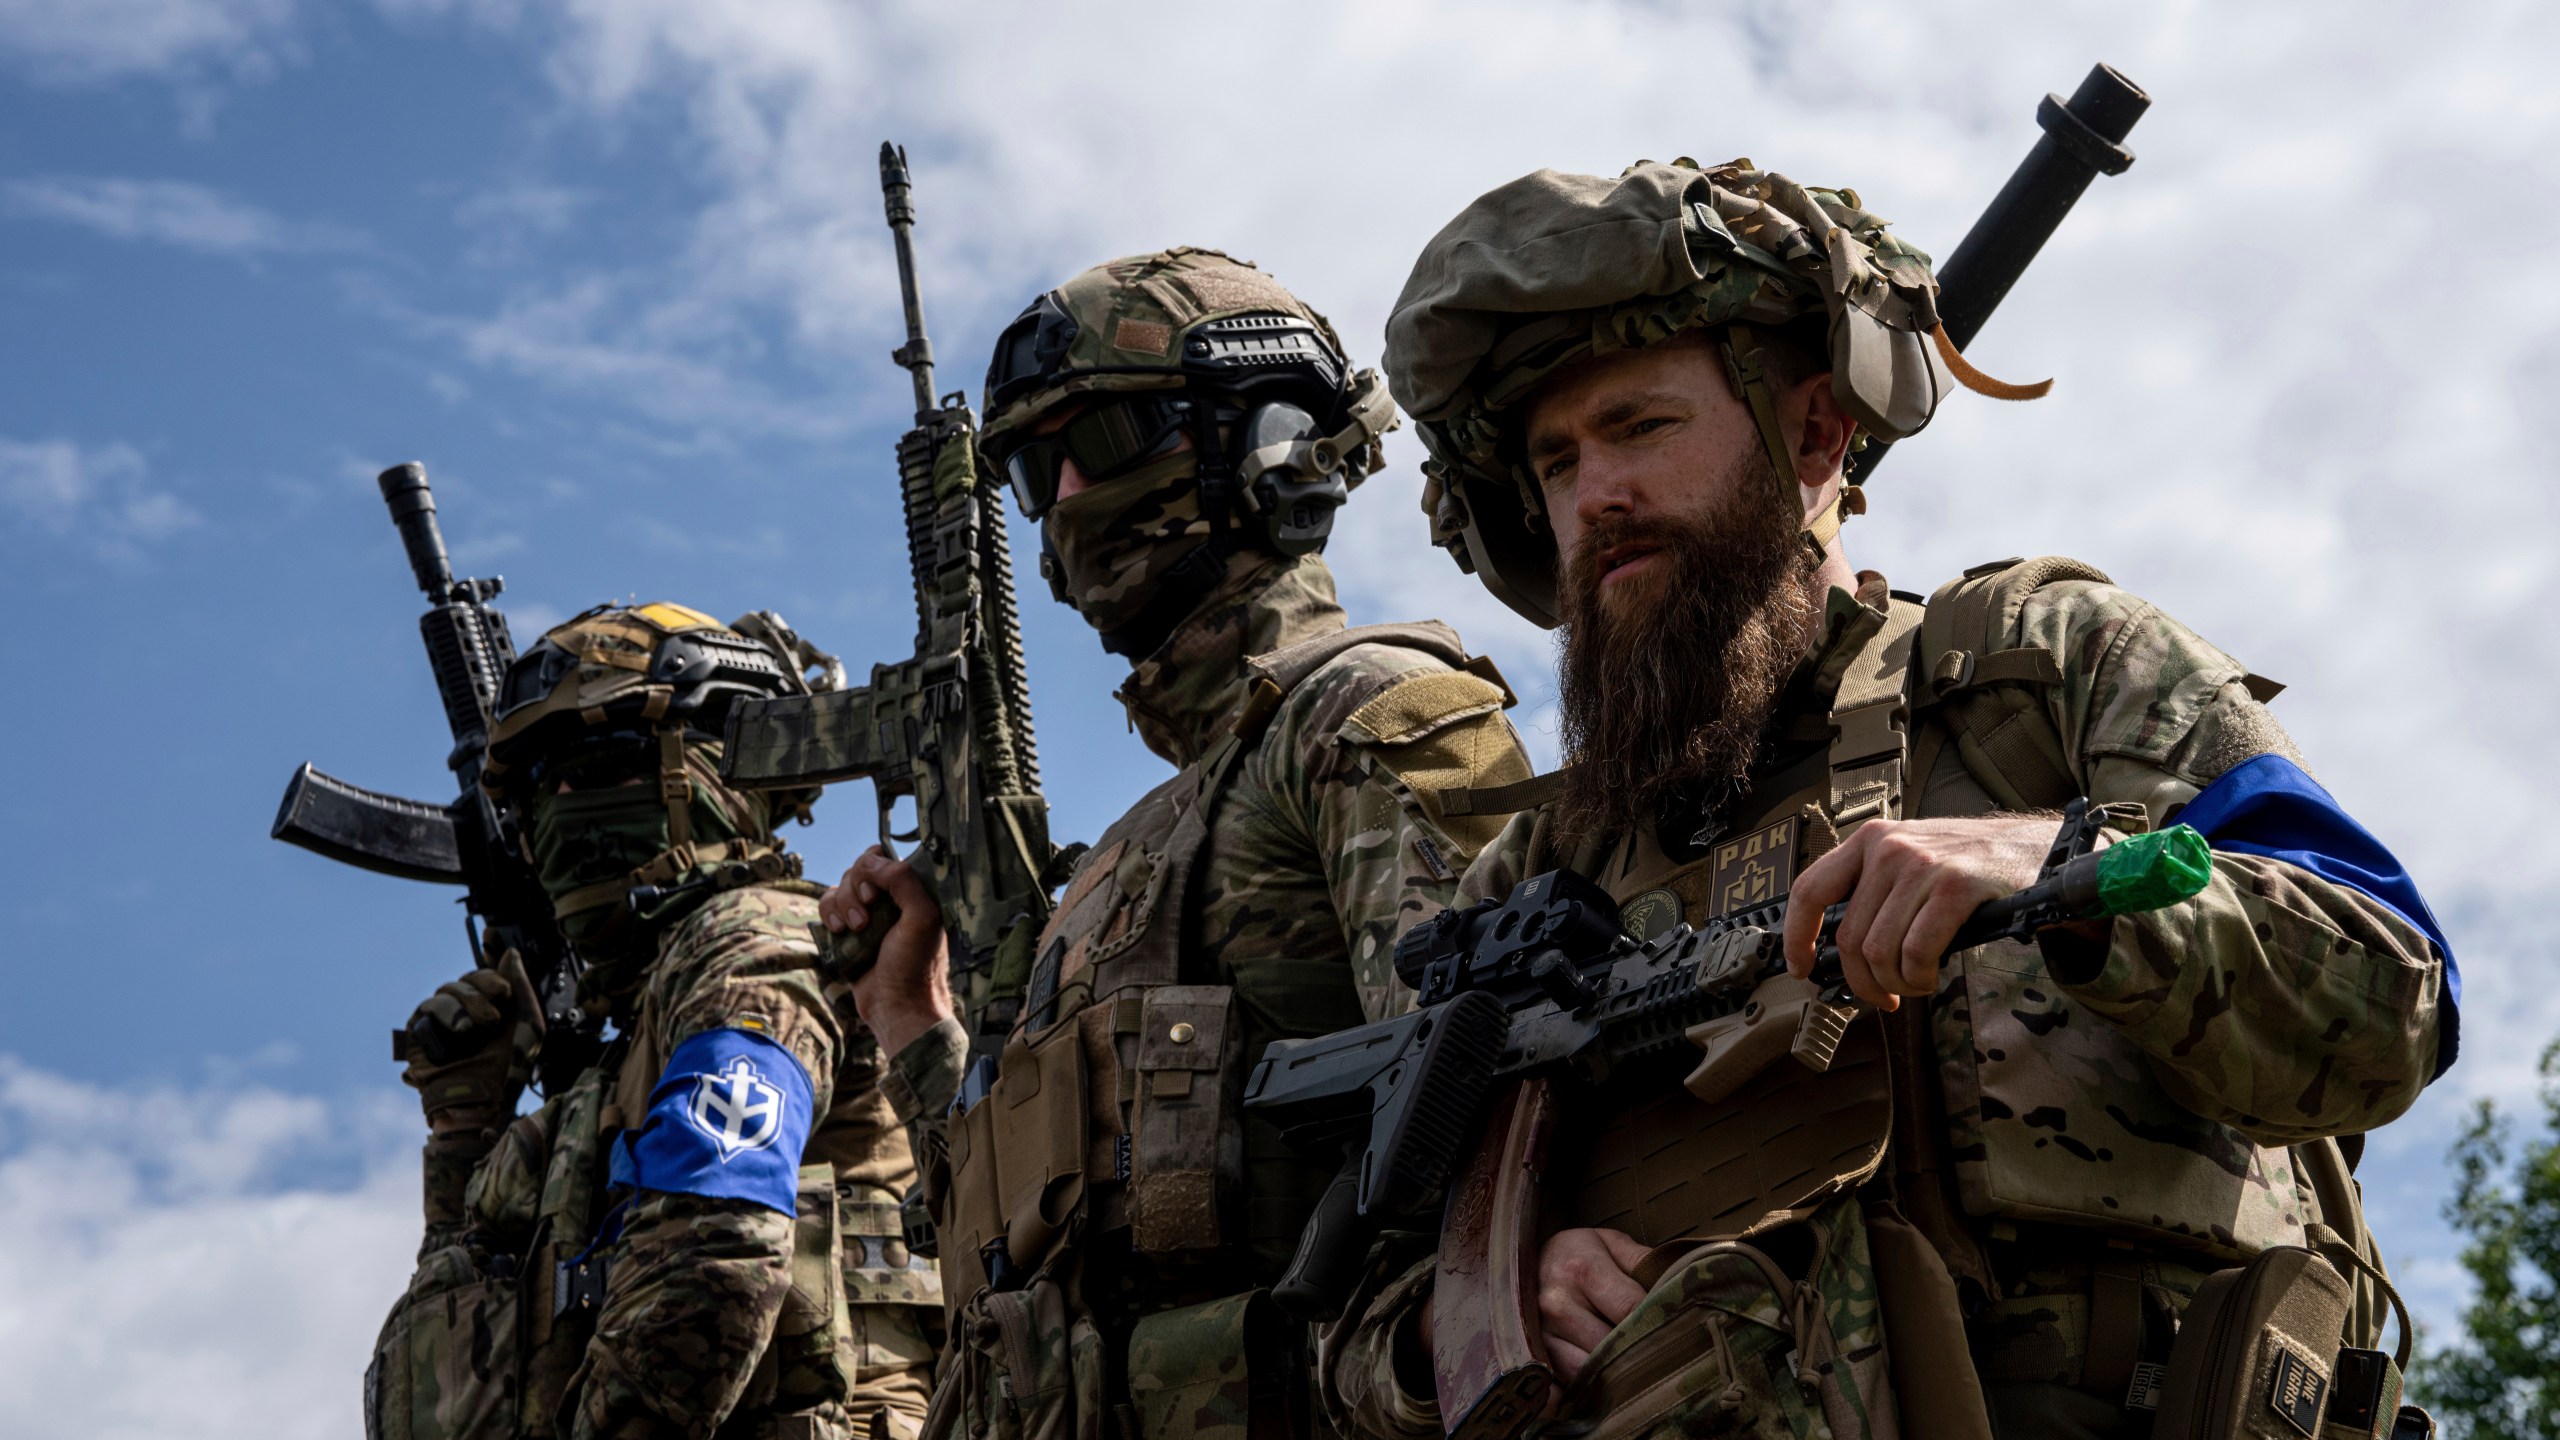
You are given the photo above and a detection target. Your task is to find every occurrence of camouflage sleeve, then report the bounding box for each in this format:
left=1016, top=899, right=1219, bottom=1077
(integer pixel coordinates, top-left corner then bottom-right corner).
left=2022, top=584, right=2444, bottom=1142
left=1237, top=643, right=1536, bottom=1020
left=883, top=1015, right=969, bottom=1129
left=577, top=889, right=849, bottom=1436
left=1318, top=1251, right=1443, bottom=1440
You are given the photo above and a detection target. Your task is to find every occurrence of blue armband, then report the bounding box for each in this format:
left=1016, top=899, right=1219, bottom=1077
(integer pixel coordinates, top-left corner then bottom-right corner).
left=2178, top=753, right=2458, bottom=1075
left=614, top=1027, right=815, bottom=1215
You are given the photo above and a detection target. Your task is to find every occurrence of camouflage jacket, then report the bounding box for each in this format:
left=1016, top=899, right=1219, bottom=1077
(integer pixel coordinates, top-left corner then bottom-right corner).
left=886, top=553, right=1532, bottom=1290
left=1324, top=568, right=2445, bottom=1440
left=574, top=884, right=938, bottom=1440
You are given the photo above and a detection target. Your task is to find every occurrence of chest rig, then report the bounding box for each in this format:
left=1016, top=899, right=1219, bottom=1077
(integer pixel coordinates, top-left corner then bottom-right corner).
left=932, top=622, right=1476, bottom=1314
left=1556, top=566, right=2314, bottom=1266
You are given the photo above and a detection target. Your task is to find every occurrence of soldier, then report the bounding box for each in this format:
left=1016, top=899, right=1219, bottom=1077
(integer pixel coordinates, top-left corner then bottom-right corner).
left=385, top=602, right=938, bottom=1440
left=1317, top=162, right=2455, bottom=1440
left=819, top=249, right=1537, bottom=1440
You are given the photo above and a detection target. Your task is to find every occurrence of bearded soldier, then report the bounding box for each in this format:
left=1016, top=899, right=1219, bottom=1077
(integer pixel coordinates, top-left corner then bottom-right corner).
left=1317, top=164, right=2455, bottom=1440
left=385, top=603, right=937, bottom=1440
left=820, top=249, right=1535, bottom=1440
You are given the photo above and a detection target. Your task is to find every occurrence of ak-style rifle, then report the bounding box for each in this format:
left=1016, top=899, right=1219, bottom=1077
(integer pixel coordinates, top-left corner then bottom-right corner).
left=271, top=463, right=604, bottom=1095
left=1247, top=805, right=2210, bottom=1432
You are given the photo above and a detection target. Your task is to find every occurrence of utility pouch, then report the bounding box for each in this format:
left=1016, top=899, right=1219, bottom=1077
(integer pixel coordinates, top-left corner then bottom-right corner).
left=1128, top=985, right=1242, bottom=1255
left=944, top=1024, right=1090, bottom=1322
left=753, top=1162, right=854, bottom=1414
left=1125, top=1290, right=1300, bottom=1440
left=922, top=1274, right=1104, bottom=1440
left=2153, top=1246, right=2349, bottom=1440
left=366, top=1242, right=527, bottom=1440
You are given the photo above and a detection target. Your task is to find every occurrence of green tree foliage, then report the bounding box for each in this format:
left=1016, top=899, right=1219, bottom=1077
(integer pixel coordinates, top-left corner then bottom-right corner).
left=2409, top=1041, right=2560, bottom=1439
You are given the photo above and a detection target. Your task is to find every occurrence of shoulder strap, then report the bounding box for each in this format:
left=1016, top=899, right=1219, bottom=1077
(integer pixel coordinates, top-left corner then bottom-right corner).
left=1916, top=557, right=2110, bottom=813
left=1826, top=597, right=1926, bottom=838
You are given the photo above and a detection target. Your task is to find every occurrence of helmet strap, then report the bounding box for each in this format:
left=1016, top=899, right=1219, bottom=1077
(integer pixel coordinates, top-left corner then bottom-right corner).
left=656, top=724, right=694, bottom=851
left=1718, top=325, right=1802, bottom=501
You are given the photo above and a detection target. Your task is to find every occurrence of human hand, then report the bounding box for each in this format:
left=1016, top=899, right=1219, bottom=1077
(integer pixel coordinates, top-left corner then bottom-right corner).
left=1534, top=1227, right=1653, bottom=1383
left=1781, top=814, right=2074, bottom=1008
left=818, top=844, right=954, bottom=1056
left=401, top=963, right=536, bottom=1132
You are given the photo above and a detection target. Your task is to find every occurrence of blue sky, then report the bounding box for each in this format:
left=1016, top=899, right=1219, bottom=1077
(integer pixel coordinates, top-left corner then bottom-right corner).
left=3, top=3, right=2556, bottom=1435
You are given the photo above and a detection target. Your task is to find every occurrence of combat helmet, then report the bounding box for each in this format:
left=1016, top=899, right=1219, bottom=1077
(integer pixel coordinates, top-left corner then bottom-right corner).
left=979, top=248, right=1399, bottom=656
left=483, top=602, right=841, bottom=944
left=1385, top=158, right=2042, bottom=629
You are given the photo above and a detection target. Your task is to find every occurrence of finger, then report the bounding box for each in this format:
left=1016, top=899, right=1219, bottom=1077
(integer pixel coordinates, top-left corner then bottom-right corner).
left=1860, top=865, right=1938, bottom=996
left=1783, top=836, right=1861, bottom=976
left=1537, top=1285, right=1618, bottom=1358
left=1597, top=1228, right=1654, bottom=1273
left=1546, top=1337, right=1590, bottom=1386
left=818, top=886, right=848, bottom=932
left=1581, top=1256, right=1649, bottom=1328
left=1899, top=884, right=1982, bottom=997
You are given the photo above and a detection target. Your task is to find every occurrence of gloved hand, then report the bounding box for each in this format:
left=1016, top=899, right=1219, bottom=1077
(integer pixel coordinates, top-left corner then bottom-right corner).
left=398, top=956, right=543, bottom=1227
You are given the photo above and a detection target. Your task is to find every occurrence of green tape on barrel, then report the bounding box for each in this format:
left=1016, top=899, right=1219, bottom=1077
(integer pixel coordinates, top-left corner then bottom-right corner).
left=2093, top=825, right=2212, bottom=916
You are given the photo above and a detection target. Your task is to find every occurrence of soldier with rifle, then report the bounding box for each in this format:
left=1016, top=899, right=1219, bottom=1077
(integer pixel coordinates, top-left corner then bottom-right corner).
left=1306, top=68, right=2456, bottom=1440
left=799, top=193, right=1537, bottom=1440
left=276, top=472, right=937, bottom=1439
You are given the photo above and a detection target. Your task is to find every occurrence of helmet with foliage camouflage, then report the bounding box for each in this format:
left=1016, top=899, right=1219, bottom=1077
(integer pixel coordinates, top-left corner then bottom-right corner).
left=979, top=247, right=1398, bottom=656
left=1386, top=157, right=2031, bottom=629
left=483, top=602, right=841, bottom=970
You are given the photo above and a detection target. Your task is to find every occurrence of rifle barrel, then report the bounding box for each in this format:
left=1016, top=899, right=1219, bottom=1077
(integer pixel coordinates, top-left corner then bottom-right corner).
left=378, top=462, right=455, bottom=600
left=879, top=141, right=938, bottom=420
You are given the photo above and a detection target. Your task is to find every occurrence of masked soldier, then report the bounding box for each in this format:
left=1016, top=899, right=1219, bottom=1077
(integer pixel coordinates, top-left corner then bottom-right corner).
left=383, top=602, right=939, bottom=1440
left=1317, top=163, right=2455, bottom=1440
left=821, top=249, right=1536, bottom=1440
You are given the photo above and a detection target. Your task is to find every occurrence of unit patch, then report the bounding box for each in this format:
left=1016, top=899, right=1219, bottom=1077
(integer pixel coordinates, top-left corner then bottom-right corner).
left=1708, top=815, right=1799, bottom=918
left=2266, top=1343, right=2328, bottom=1438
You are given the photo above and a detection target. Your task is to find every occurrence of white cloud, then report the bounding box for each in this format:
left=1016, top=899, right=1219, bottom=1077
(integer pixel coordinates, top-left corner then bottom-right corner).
left=0, top=434, right=201, bottom=557
left=0, top=0, right=299, bottom=83
left=4, top=176, right=362, bottom=258
left=0, top=1056, right=417, bottom=1440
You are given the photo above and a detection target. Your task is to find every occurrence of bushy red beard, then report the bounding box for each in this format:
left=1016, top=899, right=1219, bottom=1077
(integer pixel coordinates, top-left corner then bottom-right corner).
left=1555, top=453, right=1824, bottom=843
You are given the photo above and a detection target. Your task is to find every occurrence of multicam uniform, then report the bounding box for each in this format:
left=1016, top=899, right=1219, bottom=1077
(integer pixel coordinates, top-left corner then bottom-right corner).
left=376, top=605, right=938, bottom=1440
left=1324, top=566, right=2444, bottom=1440
left=889, top=551, right=1530, bottom=1440
left=1316, top=161, right=2452, bottom=1440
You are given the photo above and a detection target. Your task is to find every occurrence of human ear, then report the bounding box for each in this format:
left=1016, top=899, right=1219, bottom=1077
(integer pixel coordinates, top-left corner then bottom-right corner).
left=1787, top=371, right=1857, bottom=486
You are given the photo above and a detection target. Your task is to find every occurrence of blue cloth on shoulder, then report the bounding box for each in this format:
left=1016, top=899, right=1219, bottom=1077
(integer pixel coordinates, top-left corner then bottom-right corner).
left=2176, top=752, right=2458, bottom=1075
left=613, top=1026, right=814, bottom=1215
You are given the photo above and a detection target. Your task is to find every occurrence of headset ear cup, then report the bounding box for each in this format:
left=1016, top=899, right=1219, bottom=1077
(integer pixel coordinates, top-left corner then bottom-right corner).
left=1259, top=466, right=1347, bottom=555
left=1039, top=536, right=1072, bottom=607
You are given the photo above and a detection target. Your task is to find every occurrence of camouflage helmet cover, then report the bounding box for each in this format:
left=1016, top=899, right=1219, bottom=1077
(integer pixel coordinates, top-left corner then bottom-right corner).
left=1384, top=158, right=1965, bottom=628
left=484, top=601, right=829, bottom=793
left=980, top=247, right=1369, bottom=455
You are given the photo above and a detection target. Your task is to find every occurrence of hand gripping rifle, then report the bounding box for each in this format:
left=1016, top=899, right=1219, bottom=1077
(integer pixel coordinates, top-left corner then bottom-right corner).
left=1246, top=804, right=2212, bottom=1429
left=271, top=464, right=604, bottom=1095
left=720, top=144, right=1071, bottom=1077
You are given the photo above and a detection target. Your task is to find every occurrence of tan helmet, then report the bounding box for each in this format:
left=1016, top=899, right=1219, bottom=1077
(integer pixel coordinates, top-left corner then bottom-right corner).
left=1385, top=157, right=2035, bottom=628
left=979, top=248, right=1399, bottom=654
left=484, top=603, right=837, bottom=923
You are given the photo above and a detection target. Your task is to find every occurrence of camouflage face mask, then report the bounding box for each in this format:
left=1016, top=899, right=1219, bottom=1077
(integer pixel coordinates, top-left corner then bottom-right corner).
left=1039, top=445, right=1217, bottom=638
left=525, top=758, right=767, bottom=936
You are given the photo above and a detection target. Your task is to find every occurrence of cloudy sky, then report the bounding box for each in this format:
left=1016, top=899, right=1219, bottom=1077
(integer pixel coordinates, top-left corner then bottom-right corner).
left=2, top=2, right=2554, bottom=1434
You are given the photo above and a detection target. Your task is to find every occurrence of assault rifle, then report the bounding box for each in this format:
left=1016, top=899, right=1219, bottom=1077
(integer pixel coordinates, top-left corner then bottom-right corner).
left=271, top=463, right=604, bottom=1095
left=1246, top=803, right=2211, bottom=1426
left=720, top=144, right=1070, bottom=1076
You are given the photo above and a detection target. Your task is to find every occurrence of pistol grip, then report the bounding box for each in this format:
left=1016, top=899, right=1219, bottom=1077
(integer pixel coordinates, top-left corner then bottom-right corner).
left=1274, top=1153, right=1374, bottom=1324
left=1683, top=973, right=1822, bottom=1105
left=807, top=894, right=896, bottom=985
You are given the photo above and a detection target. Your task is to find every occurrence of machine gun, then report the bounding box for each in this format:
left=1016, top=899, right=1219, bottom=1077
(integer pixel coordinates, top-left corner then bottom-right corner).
left=271, top=463, right=603, bottom=1094
left=1247, top=802, right=2210, bottom=1424
left=720, top=143, right=1070, bottom=1077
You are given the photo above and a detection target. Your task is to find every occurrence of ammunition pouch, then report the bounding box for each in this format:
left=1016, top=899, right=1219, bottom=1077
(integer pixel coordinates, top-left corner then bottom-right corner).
left=923, top=1274, right=1106, bottom=1440
left=1126, top=986, right=1244, bottom=1255
left=942, top=1019, right=1092, bottom=1321
left=366, top=1242, right=527, bottom=1440
left=2151, top=1240, right=2423, bottom=1440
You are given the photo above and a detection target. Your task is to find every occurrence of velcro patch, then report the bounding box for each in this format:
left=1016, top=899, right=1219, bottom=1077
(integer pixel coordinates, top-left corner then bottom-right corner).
left=619, top=1027, right=815, bottom=1215
left=1345, top=670, right=1507, bottom=746
left=2266, top=1341, right=2327, bottom=1438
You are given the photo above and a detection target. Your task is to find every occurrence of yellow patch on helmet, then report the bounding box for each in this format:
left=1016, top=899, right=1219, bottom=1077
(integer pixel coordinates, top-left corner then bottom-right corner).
left=632, top=602, right=722, bottom=633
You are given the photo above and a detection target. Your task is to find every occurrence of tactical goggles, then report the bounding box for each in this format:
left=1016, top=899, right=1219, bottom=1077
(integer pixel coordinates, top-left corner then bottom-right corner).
left=1001, top=394, right=1193, bottom=519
